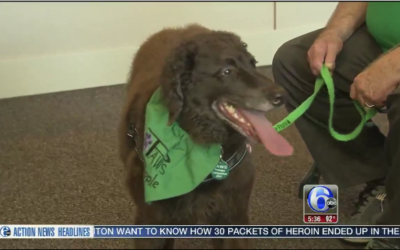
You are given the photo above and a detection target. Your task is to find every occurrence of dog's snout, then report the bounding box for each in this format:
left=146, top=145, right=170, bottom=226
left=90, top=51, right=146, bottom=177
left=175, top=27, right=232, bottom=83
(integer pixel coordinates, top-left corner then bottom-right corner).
left=266, top=88, right=286, bottom=107
left=257, top=76, right=286, bottom=107
left=272, top=93, right=283, bottom=106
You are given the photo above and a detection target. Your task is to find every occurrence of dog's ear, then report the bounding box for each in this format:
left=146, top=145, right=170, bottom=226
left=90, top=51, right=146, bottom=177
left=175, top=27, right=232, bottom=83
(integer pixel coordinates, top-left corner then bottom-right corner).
left=161, top=40, right=198, bottom=126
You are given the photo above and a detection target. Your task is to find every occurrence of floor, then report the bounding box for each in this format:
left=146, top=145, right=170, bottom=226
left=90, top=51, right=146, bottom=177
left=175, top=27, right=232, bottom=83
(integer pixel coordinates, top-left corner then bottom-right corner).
left=0, top=67, right=366, bottom=249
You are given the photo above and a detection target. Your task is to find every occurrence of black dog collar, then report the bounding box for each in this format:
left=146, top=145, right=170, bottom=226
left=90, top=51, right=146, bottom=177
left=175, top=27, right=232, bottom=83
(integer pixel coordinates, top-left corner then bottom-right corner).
left=202, top=143, right=249, bottom=183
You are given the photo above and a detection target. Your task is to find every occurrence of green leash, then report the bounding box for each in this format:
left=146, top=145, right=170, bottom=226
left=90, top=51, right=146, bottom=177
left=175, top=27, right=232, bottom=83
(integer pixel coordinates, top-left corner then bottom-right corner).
left=273, top=64, right=378, bottom=142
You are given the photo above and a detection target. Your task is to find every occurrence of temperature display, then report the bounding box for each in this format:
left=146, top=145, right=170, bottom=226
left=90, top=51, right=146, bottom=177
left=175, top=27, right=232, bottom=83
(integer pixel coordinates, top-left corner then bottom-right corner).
left=304, top=214, right=338, bottom=224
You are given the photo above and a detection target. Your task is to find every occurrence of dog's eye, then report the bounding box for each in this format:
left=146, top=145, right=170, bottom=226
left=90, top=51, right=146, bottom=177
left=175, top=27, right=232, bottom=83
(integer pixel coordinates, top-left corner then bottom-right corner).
left=242, top=42, right=248, bottom=48
left=221, top=69, right=232, bottom=76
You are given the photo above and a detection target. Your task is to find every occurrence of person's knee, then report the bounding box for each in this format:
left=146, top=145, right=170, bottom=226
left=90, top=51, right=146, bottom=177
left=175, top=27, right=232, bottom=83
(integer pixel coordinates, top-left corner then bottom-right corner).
left=271, top=41, right=307, bottom=111
left=272, top=29, right=323, bottom=91
left=271, top=32, right=324, bottom=113
left=272, top=39, right=308, bottom=91
left=272, top=44, right=306, bottom=108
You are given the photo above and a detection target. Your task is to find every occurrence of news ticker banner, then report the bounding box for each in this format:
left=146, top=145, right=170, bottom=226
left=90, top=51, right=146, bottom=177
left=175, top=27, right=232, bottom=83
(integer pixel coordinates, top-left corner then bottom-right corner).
left=303, top=185, right=339, bottom=224
left=1, top=225, right=400, bottom=239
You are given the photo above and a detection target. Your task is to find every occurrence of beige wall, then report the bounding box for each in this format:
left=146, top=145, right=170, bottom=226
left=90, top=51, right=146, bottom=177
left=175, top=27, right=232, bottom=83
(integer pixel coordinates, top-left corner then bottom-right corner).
left=0, top=2, right=337, bottom=99
left=276, top=2, right=338, bottom=30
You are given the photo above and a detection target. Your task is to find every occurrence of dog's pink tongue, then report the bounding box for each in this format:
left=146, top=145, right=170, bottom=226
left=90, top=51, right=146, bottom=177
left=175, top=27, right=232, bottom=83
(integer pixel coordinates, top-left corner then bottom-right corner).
left=240, top=109, right=293, bottom=156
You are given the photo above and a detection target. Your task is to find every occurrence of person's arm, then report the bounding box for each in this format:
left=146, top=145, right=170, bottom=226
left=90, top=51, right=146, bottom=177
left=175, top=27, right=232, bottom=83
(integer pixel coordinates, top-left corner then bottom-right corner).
left=379, top=46, right=400, bottom=82
left=324, top=2, right=369, bottom=41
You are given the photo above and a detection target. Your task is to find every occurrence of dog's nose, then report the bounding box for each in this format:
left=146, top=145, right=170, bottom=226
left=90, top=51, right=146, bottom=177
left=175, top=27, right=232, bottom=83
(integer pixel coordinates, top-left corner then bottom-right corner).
left=271, top=93, right=284, bottom=107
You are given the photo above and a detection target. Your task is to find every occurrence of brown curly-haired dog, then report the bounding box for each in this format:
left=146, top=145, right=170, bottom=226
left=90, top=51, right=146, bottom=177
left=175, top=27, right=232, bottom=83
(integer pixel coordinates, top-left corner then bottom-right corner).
left=118, top=24, right=292, bottom=249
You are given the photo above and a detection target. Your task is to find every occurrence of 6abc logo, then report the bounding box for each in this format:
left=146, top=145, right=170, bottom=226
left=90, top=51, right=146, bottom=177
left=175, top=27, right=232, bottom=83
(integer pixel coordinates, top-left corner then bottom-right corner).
left=305, top=185, right=338, bottom=212
left=0, top=226, right=11, bottom=237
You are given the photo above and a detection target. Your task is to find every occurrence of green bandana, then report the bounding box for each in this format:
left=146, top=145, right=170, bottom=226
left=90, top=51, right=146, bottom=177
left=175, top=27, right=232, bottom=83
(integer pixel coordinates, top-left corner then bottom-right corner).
left=143, top=88, right=223, bottom=203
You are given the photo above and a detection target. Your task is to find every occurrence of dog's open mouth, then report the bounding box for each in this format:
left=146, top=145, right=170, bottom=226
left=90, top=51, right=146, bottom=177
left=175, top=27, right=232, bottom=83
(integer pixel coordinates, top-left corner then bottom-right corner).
left=218, top=103, right=258, bottom=139
left=214, top=102, right=293, bottom=156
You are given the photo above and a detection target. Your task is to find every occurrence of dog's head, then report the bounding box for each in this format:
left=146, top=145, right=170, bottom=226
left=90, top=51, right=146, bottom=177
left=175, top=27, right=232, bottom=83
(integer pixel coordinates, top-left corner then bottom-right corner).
left=160, top=31, right=292, bottom=156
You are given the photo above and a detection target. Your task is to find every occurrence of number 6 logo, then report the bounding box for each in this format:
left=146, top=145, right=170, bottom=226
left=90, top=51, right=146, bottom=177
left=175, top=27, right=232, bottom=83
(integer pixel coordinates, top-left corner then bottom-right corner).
left=307, top=186, right=335, bottom=212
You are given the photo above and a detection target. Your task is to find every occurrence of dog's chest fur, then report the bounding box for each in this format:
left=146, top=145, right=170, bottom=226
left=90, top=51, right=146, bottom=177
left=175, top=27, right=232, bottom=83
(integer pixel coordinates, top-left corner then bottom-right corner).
left=126, top=137, right=255, bottom=225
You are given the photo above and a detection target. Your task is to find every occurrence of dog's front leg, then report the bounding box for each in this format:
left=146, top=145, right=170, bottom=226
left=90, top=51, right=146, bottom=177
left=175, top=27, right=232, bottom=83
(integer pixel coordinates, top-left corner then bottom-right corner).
left=220, top=238, right=253, bottom=249
left=210, top=196, right=254, bottom=248
left=133, top=214, right=175, bottom=249
left=133, top=238, right=175, bottom=249
left=210, top=213, right=254, bottom=249
left=210, top=233, right=253, bottom=249
left=210, top=238, right=224, bottom=249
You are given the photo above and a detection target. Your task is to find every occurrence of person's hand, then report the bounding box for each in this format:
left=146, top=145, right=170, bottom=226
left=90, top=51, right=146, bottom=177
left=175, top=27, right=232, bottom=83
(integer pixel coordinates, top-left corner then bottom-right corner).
left=350, top=52, right=400, bottom=108
left=307, top=30, right=344, bottom=75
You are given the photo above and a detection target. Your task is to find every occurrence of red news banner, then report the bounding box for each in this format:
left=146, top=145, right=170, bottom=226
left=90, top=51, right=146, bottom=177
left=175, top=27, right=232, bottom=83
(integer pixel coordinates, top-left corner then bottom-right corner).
left=304, top=214, right=338, bottom=224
